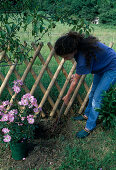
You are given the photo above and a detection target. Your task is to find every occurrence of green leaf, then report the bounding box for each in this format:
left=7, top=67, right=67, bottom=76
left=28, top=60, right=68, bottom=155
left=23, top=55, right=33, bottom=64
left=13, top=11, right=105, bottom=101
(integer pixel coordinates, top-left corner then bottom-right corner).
left=26, top=15, right=33, bottom=24
left=5, top=24, right=11, bottom=34
left=79, top=29, right=83, bottom=34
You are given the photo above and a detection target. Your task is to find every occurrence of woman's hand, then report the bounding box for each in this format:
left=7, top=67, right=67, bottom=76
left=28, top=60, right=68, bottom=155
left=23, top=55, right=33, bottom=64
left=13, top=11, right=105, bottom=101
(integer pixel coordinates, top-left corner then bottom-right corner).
left=70, top=74, right=76, bottom=83
left=62, top=95, right=70, bottom=105
left=62, top=73, right=81, bottom=105
left=70, top=73, right=80, bottom=83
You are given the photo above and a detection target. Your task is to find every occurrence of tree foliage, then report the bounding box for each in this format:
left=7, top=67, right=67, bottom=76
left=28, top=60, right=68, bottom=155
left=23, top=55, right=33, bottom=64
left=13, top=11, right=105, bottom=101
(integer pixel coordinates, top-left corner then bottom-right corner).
left=98, top=0, right=116, bottom=25
left=0, top=0, right=92, bottom=63
left=0, top=0, right=115, bottom=63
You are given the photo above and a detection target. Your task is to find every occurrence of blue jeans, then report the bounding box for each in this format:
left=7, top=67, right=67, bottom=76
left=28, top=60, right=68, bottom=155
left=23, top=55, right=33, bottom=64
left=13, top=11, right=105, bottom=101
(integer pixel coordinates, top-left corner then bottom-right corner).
left=84, top=70, right=116, bottom=130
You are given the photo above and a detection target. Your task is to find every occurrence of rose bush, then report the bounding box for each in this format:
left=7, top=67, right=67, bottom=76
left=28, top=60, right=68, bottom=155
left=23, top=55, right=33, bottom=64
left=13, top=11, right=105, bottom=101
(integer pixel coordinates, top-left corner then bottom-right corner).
left=0, top=80, right=40, bottom=144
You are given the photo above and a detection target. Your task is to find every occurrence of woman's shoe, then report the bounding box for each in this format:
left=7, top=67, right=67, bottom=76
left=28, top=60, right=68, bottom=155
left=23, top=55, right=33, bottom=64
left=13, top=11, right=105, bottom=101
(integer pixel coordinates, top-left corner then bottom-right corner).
left=76, top=128, right=91, bottom=138
left=73, top=115, right=88, bottom=121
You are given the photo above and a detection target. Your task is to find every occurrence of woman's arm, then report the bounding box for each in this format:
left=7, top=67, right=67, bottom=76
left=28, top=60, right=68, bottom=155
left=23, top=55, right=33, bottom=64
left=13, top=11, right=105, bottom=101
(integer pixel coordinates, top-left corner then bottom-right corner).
left=63, top=73, right=81, bottom=105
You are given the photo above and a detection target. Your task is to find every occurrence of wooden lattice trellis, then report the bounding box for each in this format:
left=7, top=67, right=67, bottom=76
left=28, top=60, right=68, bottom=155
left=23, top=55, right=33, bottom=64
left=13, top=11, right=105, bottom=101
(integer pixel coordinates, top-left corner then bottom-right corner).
left=0, top=42, right=114, bottom=118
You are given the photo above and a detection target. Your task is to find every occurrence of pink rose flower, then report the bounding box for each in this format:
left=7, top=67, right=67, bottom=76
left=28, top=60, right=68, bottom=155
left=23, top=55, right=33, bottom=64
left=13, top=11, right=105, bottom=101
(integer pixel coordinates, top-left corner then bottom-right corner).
left=0, top=111, right=3, bottom=115
left=23, top=93, right=31, bottom=99
left=21, top=99, right=28, bottom=106
left=27, top=118, right=34, bottom=124
left=1, top=114, right=8, bottom=121
left=33, top=108, right=38, bottom=113
left=27, top=114, right=34, bottom=119
left=31, top=98, right=38, bottom=107
left=0, top=105, right=5, bottom=111
left=12, top=109, right=18, bottom=114
left=8, top=110, right=14, bottom=115
left=3, top=134, right=11, bottom=142
left=18, top=123, right=23, bottom=126
left=17, top=80, right=23, bottom=86
left=12, top=85, right=21, bottom=93
left=21, top=117, right=25, bottom=121
left=8, top=116, right=14, bottom=122
left=2, top=100, right=10, bottom=106
left=13, top=80, right=23, bottom=86
left=39, top=107, right=42, bottom=111
left=2, top=128, right=10, bottom=134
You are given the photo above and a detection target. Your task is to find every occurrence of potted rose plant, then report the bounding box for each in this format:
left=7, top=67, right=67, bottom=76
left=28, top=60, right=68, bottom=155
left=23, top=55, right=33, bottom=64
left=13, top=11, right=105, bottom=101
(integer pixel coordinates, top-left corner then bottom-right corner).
left=0, top=80, right=40, bottom=160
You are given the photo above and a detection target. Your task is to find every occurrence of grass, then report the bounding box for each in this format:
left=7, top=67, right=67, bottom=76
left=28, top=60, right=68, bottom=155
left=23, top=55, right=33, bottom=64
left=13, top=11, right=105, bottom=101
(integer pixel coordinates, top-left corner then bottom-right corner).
left=56, top=121, right=116, bottom=170
left=0, top=23, right=116, bottom=169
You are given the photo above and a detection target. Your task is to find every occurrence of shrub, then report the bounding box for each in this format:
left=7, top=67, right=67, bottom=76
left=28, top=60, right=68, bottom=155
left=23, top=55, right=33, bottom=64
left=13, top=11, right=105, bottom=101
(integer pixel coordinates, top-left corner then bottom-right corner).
left=0, top=80, right=40, bottom=144
left=96, top=84, right=116, bottom=129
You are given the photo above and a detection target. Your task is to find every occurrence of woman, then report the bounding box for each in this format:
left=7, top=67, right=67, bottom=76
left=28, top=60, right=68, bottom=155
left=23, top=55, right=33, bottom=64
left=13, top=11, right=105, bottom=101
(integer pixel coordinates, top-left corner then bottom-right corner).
left=54, top=31, right=116, bottom=138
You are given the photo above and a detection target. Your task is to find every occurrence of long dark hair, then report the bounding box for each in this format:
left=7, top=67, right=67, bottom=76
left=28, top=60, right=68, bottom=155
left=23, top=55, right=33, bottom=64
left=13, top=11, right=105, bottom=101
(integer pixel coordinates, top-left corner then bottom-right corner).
left=54, top=31, right=100, bottom=66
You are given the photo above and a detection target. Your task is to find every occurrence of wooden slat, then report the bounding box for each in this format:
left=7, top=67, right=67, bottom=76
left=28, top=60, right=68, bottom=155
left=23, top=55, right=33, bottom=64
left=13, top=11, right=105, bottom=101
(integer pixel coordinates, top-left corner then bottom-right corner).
left=0, top=59, right=17, bottom=97
left=77, top=94, right=83, bottom=105
left=64, top=75, right=86, bottom=115
left=21, top=43, right=43, bottom=83
left=31, top=43, right=61, bottom=92
left=30, top=48, right=54, bottom=95
left=0, top=72, right=19, bottom=105
left=78, top=83, right=93, bottom=114
left=24, top=59, right=60, bottom=115
left=0, top=51, right=5, bottom=61
left=7, top=44, right=43, bottom=110
left=48, top=42, right=68, bottom=78
left=35, top=58, right=65, bottom=117
left=50, top=61, right=77, bottom=117
left=83, top=80, right=89, bottom=92
left=0, top=72, right=13, bottom=96
left=4, top=55, right=30, bottom=93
